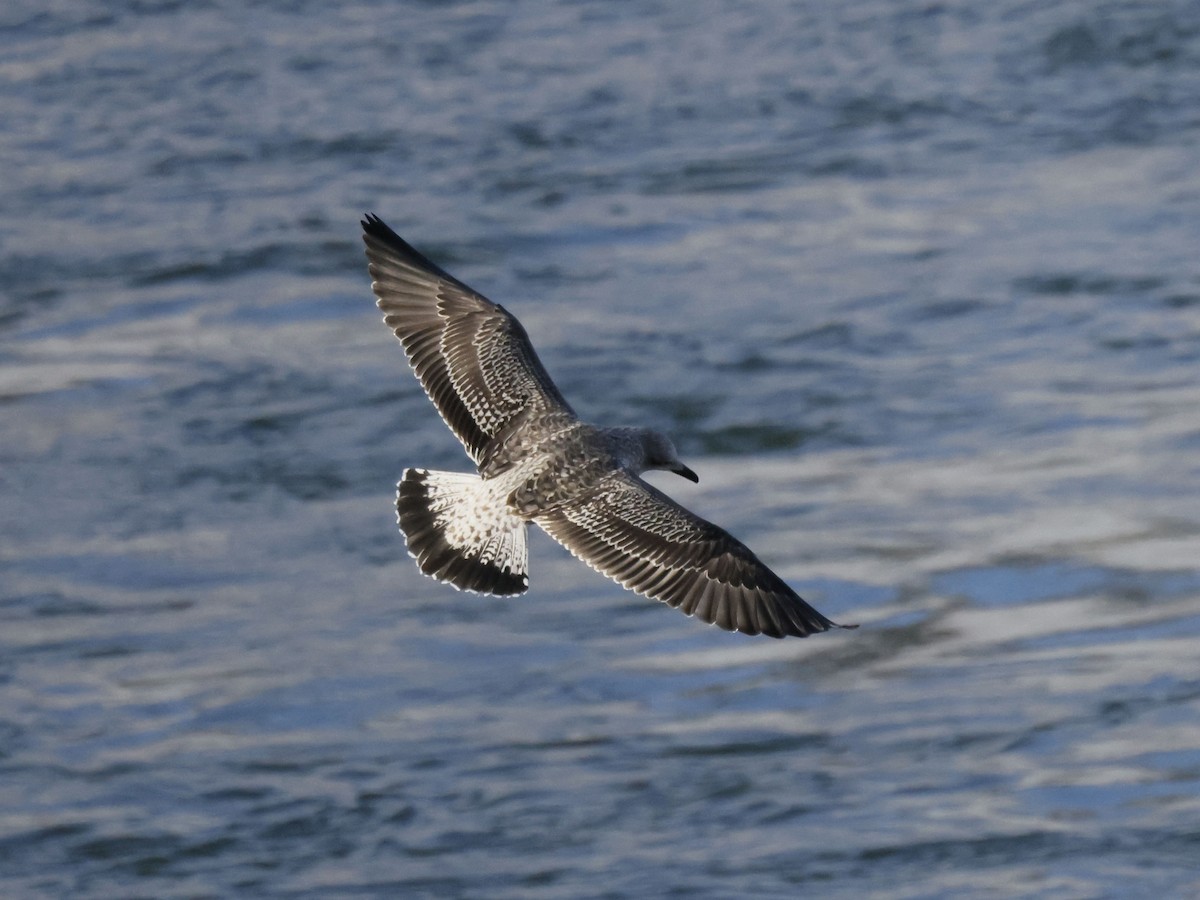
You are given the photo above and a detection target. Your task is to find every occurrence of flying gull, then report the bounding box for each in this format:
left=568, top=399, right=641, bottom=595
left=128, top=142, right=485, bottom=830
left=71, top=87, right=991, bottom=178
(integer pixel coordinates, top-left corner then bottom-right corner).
left=362, top=214, right=855, bottom=638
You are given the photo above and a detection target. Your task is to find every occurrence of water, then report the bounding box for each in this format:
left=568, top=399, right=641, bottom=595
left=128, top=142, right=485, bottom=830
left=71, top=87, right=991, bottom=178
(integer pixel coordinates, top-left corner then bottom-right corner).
left=3, top=1, right=1200, bottom=896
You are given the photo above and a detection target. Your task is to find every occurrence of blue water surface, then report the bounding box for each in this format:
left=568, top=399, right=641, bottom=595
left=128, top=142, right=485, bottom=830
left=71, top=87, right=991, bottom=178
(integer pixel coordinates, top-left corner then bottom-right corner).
left=2, top=1, right=1200, bottom=897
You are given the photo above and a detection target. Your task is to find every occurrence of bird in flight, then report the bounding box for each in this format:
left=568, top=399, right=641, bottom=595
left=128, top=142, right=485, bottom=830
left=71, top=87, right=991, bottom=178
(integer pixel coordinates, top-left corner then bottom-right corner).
left=362, top=214, right=855, bottom=638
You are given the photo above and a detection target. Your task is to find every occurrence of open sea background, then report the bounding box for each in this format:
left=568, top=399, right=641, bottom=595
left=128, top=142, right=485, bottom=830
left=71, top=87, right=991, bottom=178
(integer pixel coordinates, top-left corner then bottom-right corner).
left=3, top=1, right=1200, bottom=897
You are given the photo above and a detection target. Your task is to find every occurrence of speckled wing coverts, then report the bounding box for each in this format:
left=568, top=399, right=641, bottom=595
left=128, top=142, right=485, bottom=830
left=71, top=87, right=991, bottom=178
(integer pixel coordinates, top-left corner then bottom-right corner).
left=536, top=471, right=839, bottom=638
left=362, top=214, right=574, bottom=467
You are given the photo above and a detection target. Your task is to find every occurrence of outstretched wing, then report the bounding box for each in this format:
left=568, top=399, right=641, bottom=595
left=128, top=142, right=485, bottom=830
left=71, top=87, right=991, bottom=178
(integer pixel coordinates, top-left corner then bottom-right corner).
left=362, top=214, right=574, bottom=465
left=536, top=472, right=854, bottom=638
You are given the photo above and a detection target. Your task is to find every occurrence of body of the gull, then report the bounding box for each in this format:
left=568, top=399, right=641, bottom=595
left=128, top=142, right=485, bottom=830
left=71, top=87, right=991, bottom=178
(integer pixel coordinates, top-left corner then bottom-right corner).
left=362, top=214, right=855, bottom=639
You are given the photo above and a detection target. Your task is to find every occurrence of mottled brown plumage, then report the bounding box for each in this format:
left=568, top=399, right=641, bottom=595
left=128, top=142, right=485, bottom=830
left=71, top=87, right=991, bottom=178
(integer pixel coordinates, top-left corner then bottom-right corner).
left=363, top=214, right=855, bottom=638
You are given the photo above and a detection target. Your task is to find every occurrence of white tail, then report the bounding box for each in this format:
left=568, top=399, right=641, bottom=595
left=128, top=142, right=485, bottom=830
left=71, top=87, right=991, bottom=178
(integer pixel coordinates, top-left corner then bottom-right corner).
left=396, top=468, right=529, bottom=596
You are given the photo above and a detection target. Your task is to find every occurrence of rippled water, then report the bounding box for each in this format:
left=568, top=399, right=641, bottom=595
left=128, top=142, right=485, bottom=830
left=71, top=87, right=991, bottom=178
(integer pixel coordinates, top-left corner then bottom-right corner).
left=3, top=1, right=1200, bottom=897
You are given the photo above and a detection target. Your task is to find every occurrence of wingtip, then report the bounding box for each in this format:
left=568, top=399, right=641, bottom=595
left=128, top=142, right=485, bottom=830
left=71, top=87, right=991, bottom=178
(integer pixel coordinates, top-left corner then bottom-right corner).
left=361, top=212, right=389, bottom=237
left=359, top=215, right=466, bottom=285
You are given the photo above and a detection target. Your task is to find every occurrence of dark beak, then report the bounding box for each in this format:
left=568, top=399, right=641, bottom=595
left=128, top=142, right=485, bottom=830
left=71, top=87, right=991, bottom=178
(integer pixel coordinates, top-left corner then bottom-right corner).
left=673, top=463, right=699, bottom=483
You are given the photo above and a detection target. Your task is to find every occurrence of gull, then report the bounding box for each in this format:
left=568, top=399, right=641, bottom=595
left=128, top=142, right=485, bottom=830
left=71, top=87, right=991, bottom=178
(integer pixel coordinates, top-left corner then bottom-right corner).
left=362, top=214, right=855, bottom=638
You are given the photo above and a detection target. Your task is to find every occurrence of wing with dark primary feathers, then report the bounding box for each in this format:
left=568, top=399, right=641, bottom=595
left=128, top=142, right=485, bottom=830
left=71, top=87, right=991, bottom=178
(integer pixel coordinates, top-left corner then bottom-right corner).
left=536, top=471, right=857, bottom=638
left=362, top=214, right=575, bottom=465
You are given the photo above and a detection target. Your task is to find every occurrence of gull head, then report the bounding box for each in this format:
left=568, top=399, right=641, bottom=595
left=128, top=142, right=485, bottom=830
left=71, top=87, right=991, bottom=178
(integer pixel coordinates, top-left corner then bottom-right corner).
left=625, top=428, right=699, bottom=483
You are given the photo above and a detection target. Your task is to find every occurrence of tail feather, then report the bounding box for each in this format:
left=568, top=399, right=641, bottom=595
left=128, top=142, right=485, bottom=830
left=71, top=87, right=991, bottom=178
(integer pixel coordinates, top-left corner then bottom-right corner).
left=396, top=468, right=529, bottom=596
